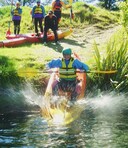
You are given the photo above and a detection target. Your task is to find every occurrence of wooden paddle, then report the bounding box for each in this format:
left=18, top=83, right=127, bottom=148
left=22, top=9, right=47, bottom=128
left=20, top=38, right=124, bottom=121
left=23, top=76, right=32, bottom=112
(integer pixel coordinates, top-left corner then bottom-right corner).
left=6, top=21, right=11, bottom=35
left=17, top=68, right=117, bottom=77
left=6, top=0, right=13, bottom=35
left=69, top=0, right=74, bottom=23
left=41, top=73, right=55, bottom=118
left=41, top=68, right=60, bottom=119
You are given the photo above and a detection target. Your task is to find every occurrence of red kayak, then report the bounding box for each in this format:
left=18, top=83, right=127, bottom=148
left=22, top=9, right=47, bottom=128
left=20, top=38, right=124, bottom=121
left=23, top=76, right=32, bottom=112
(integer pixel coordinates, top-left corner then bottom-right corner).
left=0, top=29, right=73, bottom=48
left=6, top=29, right=73, bottom=43
left=0, top=38, right=26, bottom=48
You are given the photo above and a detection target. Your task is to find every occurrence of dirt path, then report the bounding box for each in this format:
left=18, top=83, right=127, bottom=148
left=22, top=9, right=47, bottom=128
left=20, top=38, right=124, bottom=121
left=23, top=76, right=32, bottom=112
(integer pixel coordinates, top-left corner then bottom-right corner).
left=58, top=25, right=121, bottom=62
left=72, top=25, right=120, bottom=48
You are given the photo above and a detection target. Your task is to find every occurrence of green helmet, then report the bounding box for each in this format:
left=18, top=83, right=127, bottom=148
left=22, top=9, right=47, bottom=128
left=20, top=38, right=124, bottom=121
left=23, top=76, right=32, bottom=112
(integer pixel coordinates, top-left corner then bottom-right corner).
left=62, top=48, right=72, bottom=55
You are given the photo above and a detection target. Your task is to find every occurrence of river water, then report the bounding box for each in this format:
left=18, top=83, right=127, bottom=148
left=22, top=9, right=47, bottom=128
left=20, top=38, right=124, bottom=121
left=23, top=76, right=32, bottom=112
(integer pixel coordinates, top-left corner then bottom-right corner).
left=0, top=85, right=127, bottom=147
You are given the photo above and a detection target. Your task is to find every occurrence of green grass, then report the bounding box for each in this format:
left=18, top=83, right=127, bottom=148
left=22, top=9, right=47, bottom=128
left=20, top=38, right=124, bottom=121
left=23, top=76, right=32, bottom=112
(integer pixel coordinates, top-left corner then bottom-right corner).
left=0, top=44, right=61, bottom=68
left=119, top=0, right=128, bottom=34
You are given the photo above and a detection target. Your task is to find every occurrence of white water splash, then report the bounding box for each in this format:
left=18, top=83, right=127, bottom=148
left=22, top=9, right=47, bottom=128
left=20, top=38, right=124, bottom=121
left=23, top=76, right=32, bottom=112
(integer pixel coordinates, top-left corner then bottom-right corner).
left=21, top=83, right=42, bottom=106
left=17, top=83, right=128, bottom=121
left=83, top=92, right=128, bottom=122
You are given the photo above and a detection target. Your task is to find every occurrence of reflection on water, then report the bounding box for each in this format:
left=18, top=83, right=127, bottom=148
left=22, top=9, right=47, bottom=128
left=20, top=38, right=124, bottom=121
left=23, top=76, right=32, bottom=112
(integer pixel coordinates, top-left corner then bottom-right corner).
left=0, top=92, right=128, bottom=147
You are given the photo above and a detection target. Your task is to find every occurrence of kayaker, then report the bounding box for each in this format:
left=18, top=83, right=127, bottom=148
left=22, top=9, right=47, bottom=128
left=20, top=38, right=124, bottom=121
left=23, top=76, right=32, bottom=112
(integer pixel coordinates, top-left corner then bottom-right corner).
left=46, top=48, right=89, bottom=101
left=52, top=0, right=71, bottom=29
left=43, top=10, right=59, bottom=45
left=11, top=1, right=22, bottom=35
left=32, top=0, right=45, bottom=36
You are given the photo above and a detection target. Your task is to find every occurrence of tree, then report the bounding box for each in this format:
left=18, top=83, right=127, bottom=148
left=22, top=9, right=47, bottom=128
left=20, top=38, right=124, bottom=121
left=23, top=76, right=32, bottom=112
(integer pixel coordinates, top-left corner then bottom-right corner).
left=0, top=0, right=52, bottom=7
left=120, top=0, right=128, bottom=33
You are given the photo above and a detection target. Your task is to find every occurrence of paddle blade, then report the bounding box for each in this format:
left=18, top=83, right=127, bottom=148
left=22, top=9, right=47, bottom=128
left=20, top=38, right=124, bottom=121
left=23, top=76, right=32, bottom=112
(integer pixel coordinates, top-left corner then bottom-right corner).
left=73, top=52, right=81, bottom=60
left=90, top=70, right=117, bottom=74
left=70, top=8, right=74, bottom=20
left=41, top=71, right=59, bottom=119
left=6, top=21, right=11, bottom=35
left=6, top=29, right=11, bottom=35
left=17, top=67, right=38, bottom=78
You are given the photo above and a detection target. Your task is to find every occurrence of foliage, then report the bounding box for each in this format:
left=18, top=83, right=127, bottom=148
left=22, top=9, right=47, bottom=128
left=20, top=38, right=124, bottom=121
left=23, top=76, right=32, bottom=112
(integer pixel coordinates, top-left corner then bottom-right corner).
left=61, top=2, right=119, bottom=28
left=0, top=44, right=61, bottom=79
left=119, top=0, right=128, bottom=34
left=99, top=0, right=120, bottom=10
left=0, top=56, right=23, bottom=88
left=92, top=28, right=128, bottom=92
left=0, top=0, right=51, bottom=7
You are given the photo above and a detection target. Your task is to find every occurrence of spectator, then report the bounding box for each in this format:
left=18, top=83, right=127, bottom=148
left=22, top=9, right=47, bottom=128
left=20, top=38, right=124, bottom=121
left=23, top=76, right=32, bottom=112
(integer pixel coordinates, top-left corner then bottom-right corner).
left=11, top=1, right=22, bottom=35
left=52, top=0, right=71, bottom=29
left=32, top=0, right=45, bottom=36
left=43, top=10, right=59, bottom=45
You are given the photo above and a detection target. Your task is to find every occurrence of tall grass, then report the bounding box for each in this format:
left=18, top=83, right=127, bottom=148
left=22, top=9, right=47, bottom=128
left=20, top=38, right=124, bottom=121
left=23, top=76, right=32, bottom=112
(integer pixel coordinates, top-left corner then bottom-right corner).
left=119, top=0, right=128, bottom=34
left=92, top=28, right=128, bottom=92
left=0, top=56, right=23, bottom=88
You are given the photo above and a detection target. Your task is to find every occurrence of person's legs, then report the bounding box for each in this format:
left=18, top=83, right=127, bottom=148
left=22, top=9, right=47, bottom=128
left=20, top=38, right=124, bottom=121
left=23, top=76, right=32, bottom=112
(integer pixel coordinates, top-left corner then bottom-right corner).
left=14, top=27, right=17, bottom=34
left=54, top=11, right=61, bottom=30
left=13, top=20, right=20, bottom=35
left=13, top=20, right=17, bottom=34
left=52, top=80, right=59, bottom=96
left=67, top=80, right=77, bottom=101
left=17, top=20, right=21, bottom=34
left=51, top=28, right=58, bottom=43
left=34, top=18, right=38, bottom=34
left=43, top=27, right=49, bottom=43
left=58, top=79, right=67, bottom=92
left=39, top=18, right=43, bottom=33
left=58, top=79, right=77, bottom=101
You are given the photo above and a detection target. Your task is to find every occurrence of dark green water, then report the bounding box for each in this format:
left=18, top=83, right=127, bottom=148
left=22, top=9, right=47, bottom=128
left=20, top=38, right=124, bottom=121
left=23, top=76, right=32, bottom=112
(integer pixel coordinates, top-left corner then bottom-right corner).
left=0, top=87, right=128, bottom=147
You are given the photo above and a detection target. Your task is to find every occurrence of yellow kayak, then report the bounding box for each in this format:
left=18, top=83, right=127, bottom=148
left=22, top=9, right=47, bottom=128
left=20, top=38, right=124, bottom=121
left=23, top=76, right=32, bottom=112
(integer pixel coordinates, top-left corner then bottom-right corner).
left=41, top=68, right=86, bottom=125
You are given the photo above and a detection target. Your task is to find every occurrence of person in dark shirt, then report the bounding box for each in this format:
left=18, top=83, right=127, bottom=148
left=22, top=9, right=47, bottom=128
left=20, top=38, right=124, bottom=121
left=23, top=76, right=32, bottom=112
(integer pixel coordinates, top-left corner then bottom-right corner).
left=43, top=10, right=59, bottom=45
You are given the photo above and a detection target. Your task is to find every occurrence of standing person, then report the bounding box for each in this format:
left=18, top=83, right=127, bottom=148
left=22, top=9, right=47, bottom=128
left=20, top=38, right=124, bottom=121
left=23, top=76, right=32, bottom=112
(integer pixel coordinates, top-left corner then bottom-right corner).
left=11, top=1, right=22, bottom=35
left=43, top=10, right=59, bottom=45
left=52, top=0, right=71, bottom=29
left=46, top=48, right=89, bottom=101
left=32, top=0, right=45, bottom=36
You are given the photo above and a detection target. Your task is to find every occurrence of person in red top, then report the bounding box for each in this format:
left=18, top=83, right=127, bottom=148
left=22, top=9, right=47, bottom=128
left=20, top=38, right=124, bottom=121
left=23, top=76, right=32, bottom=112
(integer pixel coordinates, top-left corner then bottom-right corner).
left=52, top=0, right=71, bottom=29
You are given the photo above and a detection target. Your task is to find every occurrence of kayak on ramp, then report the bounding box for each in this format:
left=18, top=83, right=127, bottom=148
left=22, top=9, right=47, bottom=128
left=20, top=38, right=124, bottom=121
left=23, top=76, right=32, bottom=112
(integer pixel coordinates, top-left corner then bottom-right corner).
left=6, top=29, right=73, bottom=43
